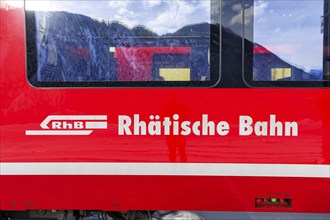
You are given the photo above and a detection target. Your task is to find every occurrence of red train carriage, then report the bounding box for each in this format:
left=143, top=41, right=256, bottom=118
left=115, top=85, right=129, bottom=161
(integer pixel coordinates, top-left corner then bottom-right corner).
left=0, top=0, right=329, bottom=220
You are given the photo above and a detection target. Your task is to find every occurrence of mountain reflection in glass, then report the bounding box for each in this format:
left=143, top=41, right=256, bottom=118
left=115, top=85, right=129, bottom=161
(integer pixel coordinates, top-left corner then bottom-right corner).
left=252, top=0, right=327, bottom=81
left=26, top=0, right=211, bottom=82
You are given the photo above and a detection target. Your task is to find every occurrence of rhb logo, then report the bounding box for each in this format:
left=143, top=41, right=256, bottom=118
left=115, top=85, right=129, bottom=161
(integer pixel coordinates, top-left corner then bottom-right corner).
left=25, top=115, right=108, bottom=136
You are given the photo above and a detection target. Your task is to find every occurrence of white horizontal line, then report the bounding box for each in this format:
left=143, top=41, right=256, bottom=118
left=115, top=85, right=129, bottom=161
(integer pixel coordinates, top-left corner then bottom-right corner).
left=25, top=130, right=93, bottom=135
left=45, top=115, right=107, bottom=120
left=85, top=122, right=108, bottom=129
left=40, top=115, right=108, bottom=129
left=1, top=163, right=329, bottom=178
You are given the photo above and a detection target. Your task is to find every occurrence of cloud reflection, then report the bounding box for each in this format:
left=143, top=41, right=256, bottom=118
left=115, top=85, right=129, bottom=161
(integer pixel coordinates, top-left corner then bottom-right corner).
left=26, top=0, right=210, bottom=35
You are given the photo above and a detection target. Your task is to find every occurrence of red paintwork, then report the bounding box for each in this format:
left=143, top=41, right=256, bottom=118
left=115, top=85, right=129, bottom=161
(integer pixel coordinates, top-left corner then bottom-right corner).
left=254, top=45, right=292, bottom=54
left=0, top=5, right=329, bottom=213
left=253, top=46, right=271, bottom=54
left=116, top=47, right=190, bottom=80
left=1, top=176, right=329, bottom=212
left=70, top=47, right=90, bottom=60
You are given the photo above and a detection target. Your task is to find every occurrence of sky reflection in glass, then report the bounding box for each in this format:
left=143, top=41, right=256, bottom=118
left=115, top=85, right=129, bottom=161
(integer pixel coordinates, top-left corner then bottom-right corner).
left=254, top=0, right=323, bottom=72
left=25, top=0, right=211, bottom=35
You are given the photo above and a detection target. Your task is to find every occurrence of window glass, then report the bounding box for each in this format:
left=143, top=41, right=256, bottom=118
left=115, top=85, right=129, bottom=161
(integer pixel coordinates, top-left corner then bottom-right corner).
left=25, top=0, right=219, bottom=87
left=245, top=0, right=329, bottom=85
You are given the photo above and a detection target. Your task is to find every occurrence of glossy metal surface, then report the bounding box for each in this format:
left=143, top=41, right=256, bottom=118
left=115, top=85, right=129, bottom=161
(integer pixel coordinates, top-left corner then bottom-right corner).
left=0, top=2, right=329, bottom=214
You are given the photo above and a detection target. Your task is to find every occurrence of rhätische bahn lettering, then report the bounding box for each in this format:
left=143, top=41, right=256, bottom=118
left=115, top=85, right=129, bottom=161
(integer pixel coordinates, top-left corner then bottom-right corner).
left=118, top=114, right=298, bottom=137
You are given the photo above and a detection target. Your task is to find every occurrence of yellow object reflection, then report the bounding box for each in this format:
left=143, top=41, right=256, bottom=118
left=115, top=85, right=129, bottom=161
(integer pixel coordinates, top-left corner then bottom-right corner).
left=160, top=68, right=191, bottom=81
left=271, top=68, right=292, bottom=81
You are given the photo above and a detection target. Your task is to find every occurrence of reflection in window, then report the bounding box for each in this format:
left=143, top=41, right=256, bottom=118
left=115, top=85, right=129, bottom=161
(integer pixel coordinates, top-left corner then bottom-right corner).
left=26, top=0, right=212, bottom=82
left=160, top=68, right=191, bottom=81
left=253, top=0, right=326, bottom=81
left=271, top=68, right=291, bottom=81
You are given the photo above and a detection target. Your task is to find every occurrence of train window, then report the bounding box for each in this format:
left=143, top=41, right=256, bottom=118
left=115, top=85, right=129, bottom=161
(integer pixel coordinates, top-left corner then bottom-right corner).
left=244, top=0, right=330, bottom=87
left=25, top=0, right=220, bottom=87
